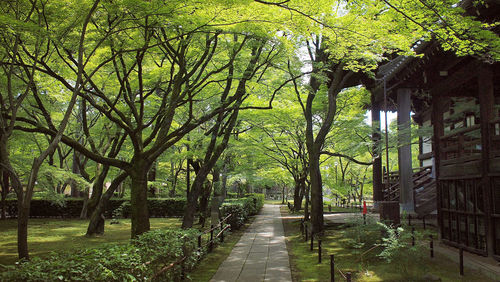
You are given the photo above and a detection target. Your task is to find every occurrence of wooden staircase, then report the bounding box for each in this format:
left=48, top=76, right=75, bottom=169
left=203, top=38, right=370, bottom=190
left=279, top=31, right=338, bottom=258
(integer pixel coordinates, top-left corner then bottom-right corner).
left=383, top=166, right=436, bottom=217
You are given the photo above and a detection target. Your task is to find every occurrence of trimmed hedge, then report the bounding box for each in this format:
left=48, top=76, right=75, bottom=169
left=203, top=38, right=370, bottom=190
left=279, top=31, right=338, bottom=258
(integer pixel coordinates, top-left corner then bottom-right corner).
left=119, top=198, right=187, bottom=218
left=2, top=198, right=186, bottom=218
left=0, top=228, right=201, bottom=281
left=221, top=193, right=264, bottom=230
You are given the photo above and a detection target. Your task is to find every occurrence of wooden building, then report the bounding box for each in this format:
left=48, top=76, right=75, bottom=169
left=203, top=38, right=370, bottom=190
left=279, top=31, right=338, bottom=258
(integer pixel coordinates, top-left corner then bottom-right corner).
left=368, top=0, right=500, bottom=259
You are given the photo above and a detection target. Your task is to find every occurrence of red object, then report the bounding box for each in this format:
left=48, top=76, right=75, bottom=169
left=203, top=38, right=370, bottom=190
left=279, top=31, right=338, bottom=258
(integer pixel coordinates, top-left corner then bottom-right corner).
left=363, top=201, right=367, bottom=214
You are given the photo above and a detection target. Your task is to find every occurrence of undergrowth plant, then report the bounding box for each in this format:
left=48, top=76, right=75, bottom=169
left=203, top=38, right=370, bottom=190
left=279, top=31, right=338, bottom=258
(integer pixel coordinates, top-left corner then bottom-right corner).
left=343, top=214, right=383, bottom=250
left=377, top=222, right=427, bottom=279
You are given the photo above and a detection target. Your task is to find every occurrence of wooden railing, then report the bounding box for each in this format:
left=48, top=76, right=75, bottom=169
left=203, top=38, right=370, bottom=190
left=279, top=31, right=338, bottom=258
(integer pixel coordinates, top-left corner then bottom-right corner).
left=150, top=214, right=232, bottom=280
left=383, top=171, right=400, bottom=186
left=383, top=166, right=433, bottom=202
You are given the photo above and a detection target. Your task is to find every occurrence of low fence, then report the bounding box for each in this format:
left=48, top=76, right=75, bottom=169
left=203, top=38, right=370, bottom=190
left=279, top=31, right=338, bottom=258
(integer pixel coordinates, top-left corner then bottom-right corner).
left=151, top=214, right=232, bottom=281
left=298, top=215, right=468, bottom=281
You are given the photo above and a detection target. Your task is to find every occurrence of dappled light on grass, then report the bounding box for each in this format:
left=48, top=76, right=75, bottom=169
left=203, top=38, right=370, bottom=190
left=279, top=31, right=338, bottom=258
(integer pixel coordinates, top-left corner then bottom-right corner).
left=0, top=218, right=181, bottom=265
left=280, top=206, right=491, bottom=282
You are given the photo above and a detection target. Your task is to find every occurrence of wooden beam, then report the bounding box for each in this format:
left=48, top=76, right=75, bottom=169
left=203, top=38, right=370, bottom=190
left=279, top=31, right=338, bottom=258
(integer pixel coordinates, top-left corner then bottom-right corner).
left=397, top=88, right=414, bottom=212
left=432, top=94, right=445, bottom=240
left=371, top=95, right=383, bottom=207
left=478, top=64, right=494, bottom=256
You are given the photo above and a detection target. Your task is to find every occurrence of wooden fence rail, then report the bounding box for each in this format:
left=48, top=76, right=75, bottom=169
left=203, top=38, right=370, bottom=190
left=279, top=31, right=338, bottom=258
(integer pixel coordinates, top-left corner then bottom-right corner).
left=149, top=213, right=233, bottom=281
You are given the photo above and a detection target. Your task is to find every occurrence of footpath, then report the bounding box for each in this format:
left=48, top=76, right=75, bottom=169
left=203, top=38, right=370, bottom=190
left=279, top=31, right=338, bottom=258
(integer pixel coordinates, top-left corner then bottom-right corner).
left=210, top=204, right=292, bottom=282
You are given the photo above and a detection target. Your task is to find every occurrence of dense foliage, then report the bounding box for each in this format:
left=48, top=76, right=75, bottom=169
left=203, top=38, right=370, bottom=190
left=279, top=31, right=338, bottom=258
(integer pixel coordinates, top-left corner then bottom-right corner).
left=221, top=193, right=264, bottom=229
left=2, top=198, right=187, bottom=218
left=0, top=228, right=200, bottom=281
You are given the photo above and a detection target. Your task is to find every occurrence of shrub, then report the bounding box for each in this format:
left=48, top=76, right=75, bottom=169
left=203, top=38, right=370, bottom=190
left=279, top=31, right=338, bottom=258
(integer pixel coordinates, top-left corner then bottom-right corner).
left=225, top=192, right=238, bottom=199
left=220, top=194, right=264, bottom=229
left=343, top=214, right=383, bottom=249
left=118, top=198, right=186, bottom=218
left=3, top=198, right=186, bottom=219
left=0, top=228, right=201, bottom=282
left=245, top=193, right=264, bottom=215
left=220, top=202, right=248, bottom=230
left=377, top=222, right=427, bottom=278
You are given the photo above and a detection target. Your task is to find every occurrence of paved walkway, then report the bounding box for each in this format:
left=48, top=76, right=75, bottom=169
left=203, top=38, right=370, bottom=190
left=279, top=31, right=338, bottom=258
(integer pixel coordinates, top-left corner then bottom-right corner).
left=210, top=204, right=292, bottom=282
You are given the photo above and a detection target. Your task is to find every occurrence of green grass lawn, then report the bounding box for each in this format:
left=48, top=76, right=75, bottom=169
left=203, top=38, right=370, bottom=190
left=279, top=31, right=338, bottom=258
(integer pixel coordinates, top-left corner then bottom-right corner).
left=265, top=199, right=286, bottom=205
left=281, top=207, right=490, bottom=282
left=0, top=217, right=181, bottom=265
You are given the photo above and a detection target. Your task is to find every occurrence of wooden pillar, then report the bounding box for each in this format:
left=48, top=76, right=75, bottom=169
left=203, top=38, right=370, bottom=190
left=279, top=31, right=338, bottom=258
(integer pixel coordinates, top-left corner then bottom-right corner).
left=478, top=64, right=494, bottom=256
left=397, top=88, right=414, bottom=213
left=432, top=95, right=445, bottom=240
left=371, top=95, right=383, bottom=209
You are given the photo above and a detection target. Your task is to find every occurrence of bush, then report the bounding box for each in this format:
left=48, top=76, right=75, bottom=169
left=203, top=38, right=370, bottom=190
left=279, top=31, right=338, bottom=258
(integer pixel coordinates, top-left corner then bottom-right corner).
left=118, top=198, right=187, bottom=218
left=245, top=193, right=264, bottom=215
left=220, top=193, right=264, bottom=229
left=343, top=214, right=384, bottom=249
left=377, top=222, right=428, bottom=278
left=0, top=228, right=201, bottom=282
left=3, top=198, right=186, bottom=219
left=220, top=202, right=248, bottom=230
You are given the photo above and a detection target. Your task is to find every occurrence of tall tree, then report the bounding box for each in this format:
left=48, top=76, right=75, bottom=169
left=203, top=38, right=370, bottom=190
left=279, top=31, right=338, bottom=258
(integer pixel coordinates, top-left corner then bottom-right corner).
left=0, top=0, right=99, bottom=259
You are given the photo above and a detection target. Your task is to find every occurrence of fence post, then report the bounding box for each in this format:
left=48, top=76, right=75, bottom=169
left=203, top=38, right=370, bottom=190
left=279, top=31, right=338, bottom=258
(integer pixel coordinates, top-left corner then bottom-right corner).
left=330, top=254, right=334, bottom=282
left=318, top=239, right=322, bottom=263
left=305, top=225, right=308, bottom=242
left=346, top=272, right=351, bottom=282
left=459, top=248, right=464, bottom=276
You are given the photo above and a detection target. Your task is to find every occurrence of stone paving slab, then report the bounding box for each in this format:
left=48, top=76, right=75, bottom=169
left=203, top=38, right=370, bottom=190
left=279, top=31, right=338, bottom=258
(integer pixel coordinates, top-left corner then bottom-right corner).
left=210, top=204, right=292, bottom=282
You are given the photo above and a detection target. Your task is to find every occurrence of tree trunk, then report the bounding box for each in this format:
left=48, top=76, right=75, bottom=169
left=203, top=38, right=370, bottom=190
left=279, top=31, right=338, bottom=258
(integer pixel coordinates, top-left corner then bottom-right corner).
left=86, top=172, right=127, bottom=236
left=304, top=183, right=310, bottom=221
left=198, top=181, right=212, bottom=227
left=293, top=177, right=306, bottom=212
left=17, top=203, right=30, bottom=260
left=84, top=165, right=110, bottom=219
left=71, top=150, right=83, bottom=197
left=282, top=185, right=285, bottom=204
left=309, top=150, right=323, bottom=233
left=293, top=181, right=302, bottom=211
left=130, top=160, right=150, bottom=238
left=183, top=170, right=205, bottom=229
left=1, top=169, right=9, bottom=219
left=221, top=168, right=228, bottom=198
left=148, top=161, right=157, bottom=197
